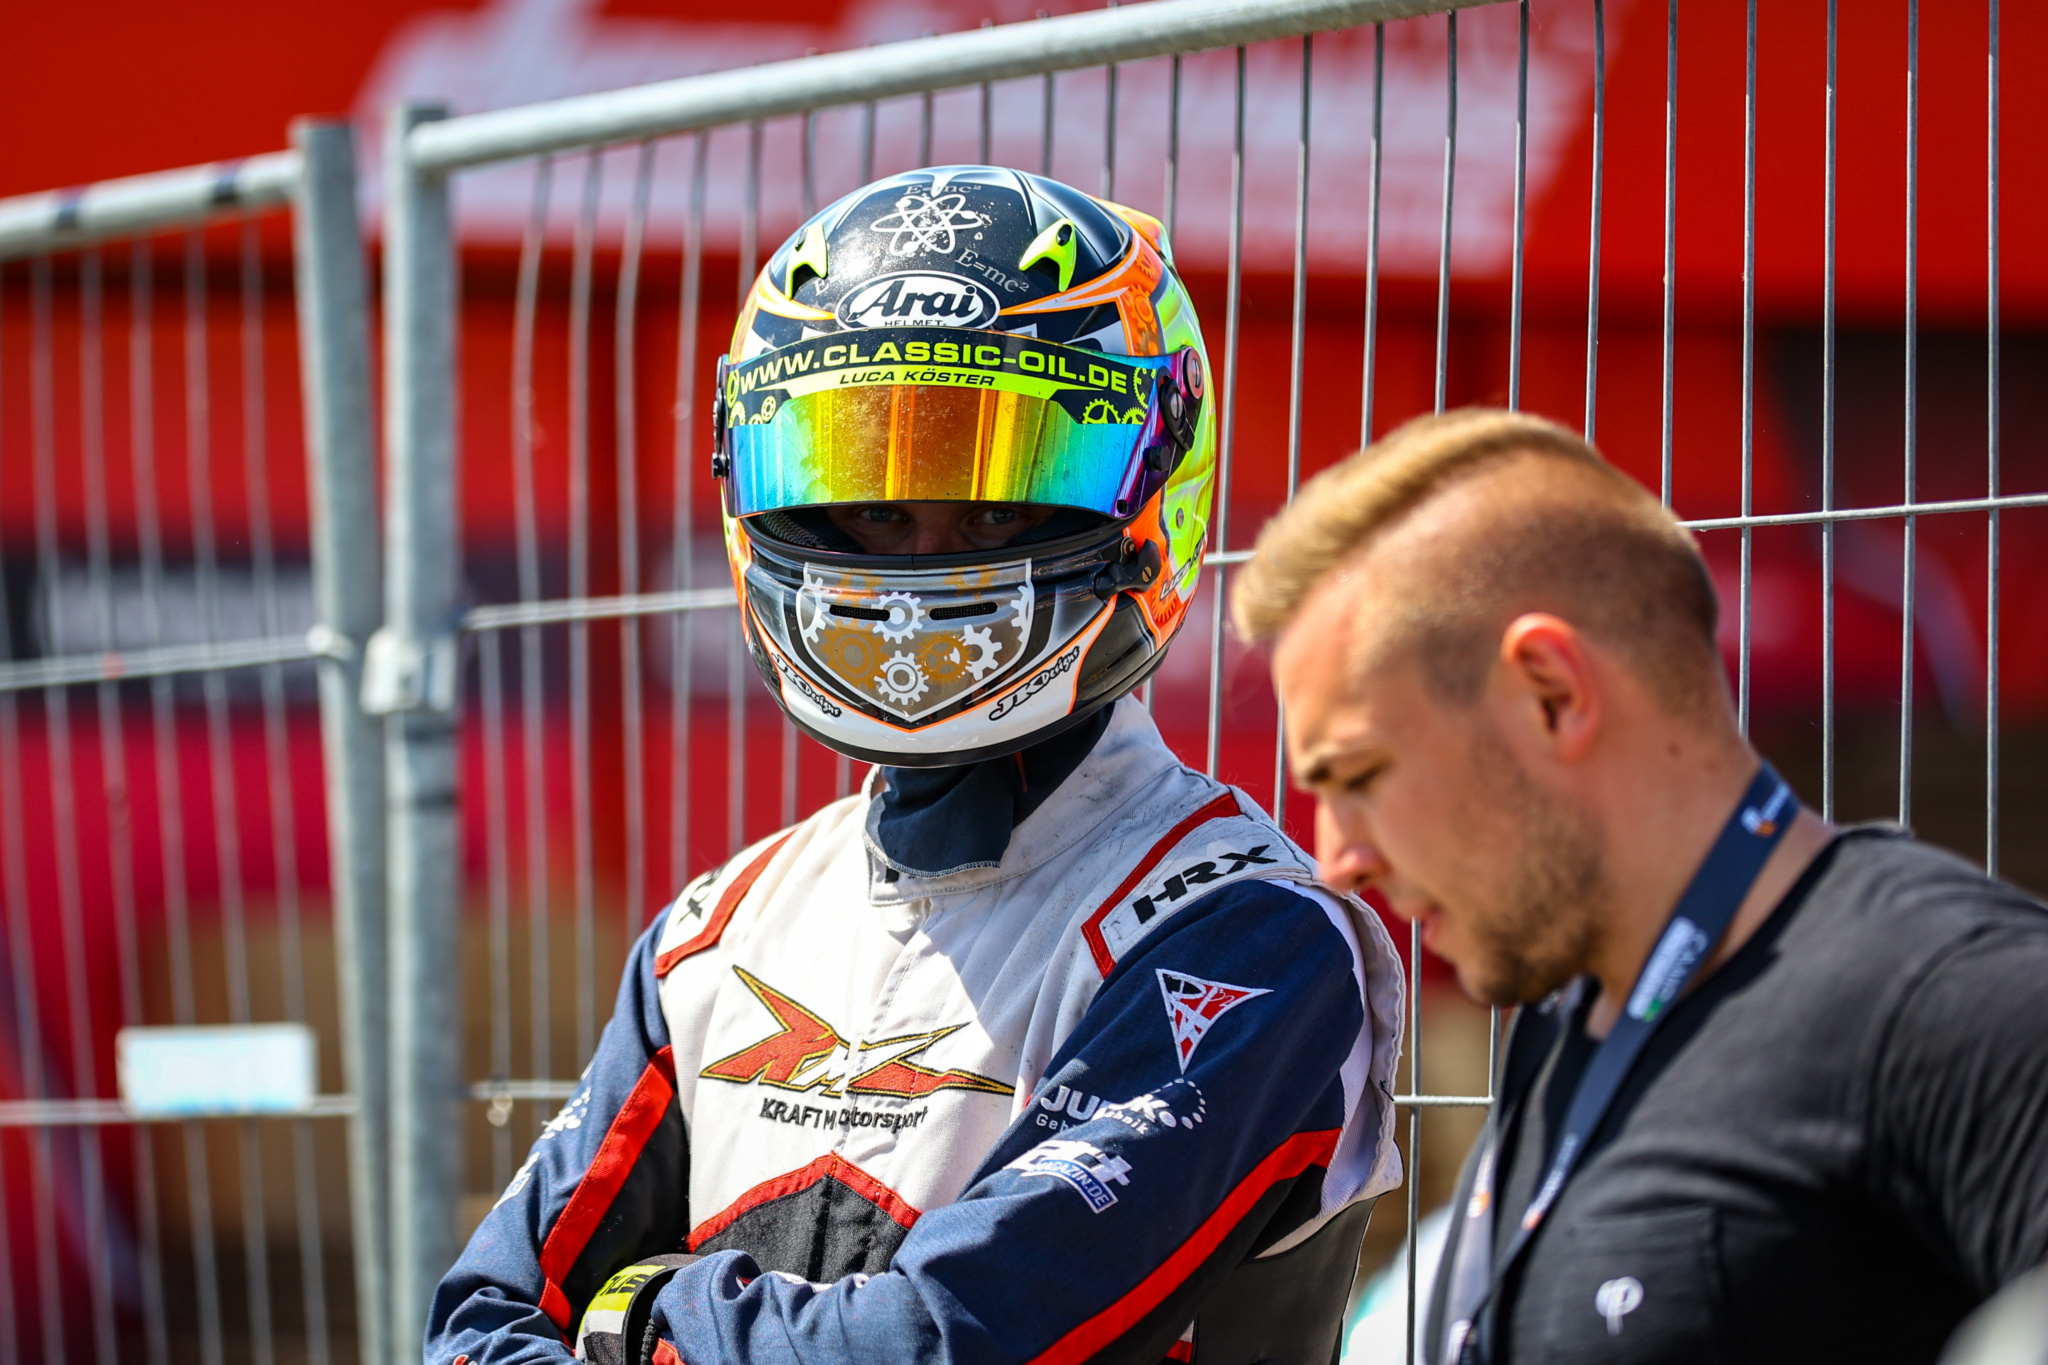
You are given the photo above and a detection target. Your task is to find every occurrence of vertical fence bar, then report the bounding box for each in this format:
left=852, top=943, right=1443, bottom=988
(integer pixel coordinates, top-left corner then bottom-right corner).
left=1362, top=24, right=1383, bottom=444
left=1041, top=49, right=1057, bottom=176
left=1492, top=0, right=1527, bottom=1250
left=1821, top=0, right=1837, bottom=822
left=1508, top=1, right=1527, bottom=414
left=568, top=151, right=605, bottom=1056
left=921, top=83, right=935, bottom=168
left=114, top=240, right=173, bottom=1365
left=1433, top=11, right=1457, bottom=415
left=672, top=134, right=707, bottom=881
left=980, top=70, right=994, bottom=166
left=0, top=591, right=54, bottom=1365
left=1275, top=36, right=1312, bottom=824
left=193, top=221, right=283, bottom=1365
left=1984, top=0, right=1999, bottom=874
left=1415, top=12, right=1456, bottom=1350
left=1584, top=0, right=1604, bottom=440
left=242, top=208, right=333, bottom=1365
left=511, top=156, right=554, bottom=1132
left=802, top=113, right=818, bottom=218
left=1659, top=0, right=1675, bottom=503
left=46, top=247, right=120, bottom=1365
left=0, top=264, right=20, bottom=1362
left=187, top=218, right=285, bottom=1365
left=13, top=255, right=66, bottom=1365
left=1103, top=17, right=1120, bottom=200
left=0, top=800, right=16, bottom=1365
left=619, top=142, right=655, bottom=927
left=481, top=628, right=514, bottom=1186
left=0, top=264, right=56, bottom=1357
left=1147, top=51, right=1184, bottom=719
left=78, top=248, right=125, bottom=1365
left=1899, top=0, right=1918, bottom=826
left=1403, top=909, right=1422, bottom=1365
left=1203, top=47, right=1246, bottom=782
left=568, top=151, right=601, bottom=1063
left=1738, top=0, right=1756, bottom=736
left=1163, top=55, right=1182, bottom=244
left=731, top=122, right=762, bottom=855
left=137, top=230, right=229, bottom=1365
left=375, top=100, right=465, bottom=1351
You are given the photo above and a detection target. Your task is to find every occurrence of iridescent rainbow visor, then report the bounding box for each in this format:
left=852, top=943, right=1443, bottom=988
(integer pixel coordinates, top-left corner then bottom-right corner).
left=723, top=326, right=1174, bottom=519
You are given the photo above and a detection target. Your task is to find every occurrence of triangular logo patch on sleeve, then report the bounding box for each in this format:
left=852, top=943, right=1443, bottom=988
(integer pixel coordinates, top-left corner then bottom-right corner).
left=1156, top=970, right=1271, bottom=1072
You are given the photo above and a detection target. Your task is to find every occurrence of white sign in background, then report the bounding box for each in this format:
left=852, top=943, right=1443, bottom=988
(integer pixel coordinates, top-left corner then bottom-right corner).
left=353, top=0, right=1618, bottom=278
left=117, top=1023, right=319, bottom=1117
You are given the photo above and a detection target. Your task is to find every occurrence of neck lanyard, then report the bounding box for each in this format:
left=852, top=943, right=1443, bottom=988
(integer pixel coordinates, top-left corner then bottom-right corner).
left=1439, top=763, right=1797, bottom=1365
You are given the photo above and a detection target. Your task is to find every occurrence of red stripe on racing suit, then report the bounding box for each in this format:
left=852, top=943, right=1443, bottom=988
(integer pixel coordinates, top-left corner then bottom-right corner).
left=1080, top=793, right=1240, bottom=976
left=534, top=1049, right=679, bottom=1330
left=1023, top=1129, right=1341, bottom=1365
left=655, top=834, right=792, bottom=977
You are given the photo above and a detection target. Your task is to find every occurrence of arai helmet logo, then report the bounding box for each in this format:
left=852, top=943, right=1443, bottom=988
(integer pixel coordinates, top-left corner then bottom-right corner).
left=835, top=272, right=1002, bottom=330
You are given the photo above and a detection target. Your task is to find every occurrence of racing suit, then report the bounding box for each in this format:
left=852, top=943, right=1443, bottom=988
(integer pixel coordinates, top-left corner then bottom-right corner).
left=428, top=697, right=1405, bottom=1365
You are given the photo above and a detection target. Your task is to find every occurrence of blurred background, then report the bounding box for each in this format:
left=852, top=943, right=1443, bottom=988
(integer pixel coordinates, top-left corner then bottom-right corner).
left=0, top=0, right=2040, bottom=1361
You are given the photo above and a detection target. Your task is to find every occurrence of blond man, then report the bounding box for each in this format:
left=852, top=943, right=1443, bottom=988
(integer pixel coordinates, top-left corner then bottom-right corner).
left=1236, top=409, right=2048, bottom=1365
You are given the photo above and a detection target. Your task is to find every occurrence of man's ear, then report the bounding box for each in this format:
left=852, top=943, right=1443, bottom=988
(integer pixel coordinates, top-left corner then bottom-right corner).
left=1496, top=613, right=1600, bottom=761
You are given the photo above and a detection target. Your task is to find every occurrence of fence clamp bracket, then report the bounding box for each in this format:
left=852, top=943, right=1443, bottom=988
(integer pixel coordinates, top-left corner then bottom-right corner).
left=360, top=628, right=459, bottom=715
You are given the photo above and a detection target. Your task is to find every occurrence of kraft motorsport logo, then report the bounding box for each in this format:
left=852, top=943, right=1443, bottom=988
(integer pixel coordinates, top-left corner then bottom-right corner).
left=724, top=326, right=1153, bottom=426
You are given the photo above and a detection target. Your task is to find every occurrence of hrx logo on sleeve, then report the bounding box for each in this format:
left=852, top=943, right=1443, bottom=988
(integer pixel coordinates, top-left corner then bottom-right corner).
left=1156, top=970, right=1269, bottom=1072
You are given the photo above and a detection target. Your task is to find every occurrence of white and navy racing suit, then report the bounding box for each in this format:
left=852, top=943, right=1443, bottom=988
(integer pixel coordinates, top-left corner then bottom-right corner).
left=428, top=697, right=1405, bottom=1365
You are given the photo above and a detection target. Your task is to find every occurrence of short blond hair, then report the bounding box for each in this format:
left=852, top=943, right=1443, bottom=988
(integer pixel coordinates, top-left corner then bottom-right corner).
left=1231, top=408, right=1723, bottom=712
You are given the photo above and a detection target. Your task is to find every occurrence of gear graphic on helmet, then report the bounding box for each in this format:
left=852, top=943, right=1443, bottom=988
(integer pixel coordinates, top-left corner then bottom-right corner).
left=915, top=634, right=973, bottom=687
left=875, top=652, right=930, bottom=707
left=820, top=628, right=881, bottom=685
left=1081, top=398, right=1119, bottom=426
left=873, top=590, right=923, bottom=642
left=960, top=625, right=1003, bottom=682
left=796, top=580, right=833, bottom=644
left=1011, top=581, right=1035, bottom=643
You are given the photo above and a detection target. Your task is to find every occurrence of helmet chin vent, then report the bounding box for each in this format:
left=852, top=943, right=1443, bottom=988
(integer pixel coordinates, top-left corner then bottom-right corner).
left=928, top=600, right=1000, bottom=621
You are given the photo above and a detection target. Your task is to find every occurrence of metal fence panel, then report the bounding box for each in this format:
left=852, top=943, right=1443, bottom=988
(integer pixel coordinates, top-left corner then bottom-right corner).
left=2, top=2, right=2034, bottom=1361
left=329, top=0, right=2048, bottom=1357
left=0, top=128, right=385, bottom=1365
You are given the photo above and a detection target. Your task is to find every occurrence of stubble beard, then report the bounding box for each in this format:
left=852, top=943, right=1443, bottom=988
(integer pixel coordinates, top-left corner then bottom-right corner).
left=1461, top=729, right=1610, bottom=1007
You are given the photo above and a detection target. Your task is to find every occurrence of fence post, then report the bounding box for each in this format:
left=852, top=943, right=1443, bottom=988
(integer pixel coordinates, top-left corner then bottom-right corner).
left=290, top=116, right=391, bottom=1365
left=366, top=100, right=463, bottom=1359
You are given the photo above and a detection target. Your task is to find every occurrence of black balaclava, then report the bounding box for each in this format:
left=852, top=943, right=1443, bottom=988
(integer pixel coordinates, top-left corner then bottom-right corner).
left=872, top=704, right=1115, bottom=878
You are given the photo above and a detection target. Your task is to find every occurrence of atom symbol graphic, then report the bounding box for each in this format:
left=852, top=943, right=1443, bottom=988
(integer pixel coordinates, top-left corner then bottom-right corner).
left=869, top=191, right=991, bottom=257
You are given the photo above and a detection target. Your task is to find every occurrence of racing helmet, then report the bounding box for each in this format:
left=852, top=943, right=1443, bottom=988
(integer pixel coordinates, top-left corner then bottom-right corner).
left=714, top=165, right=1216, bottom=767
